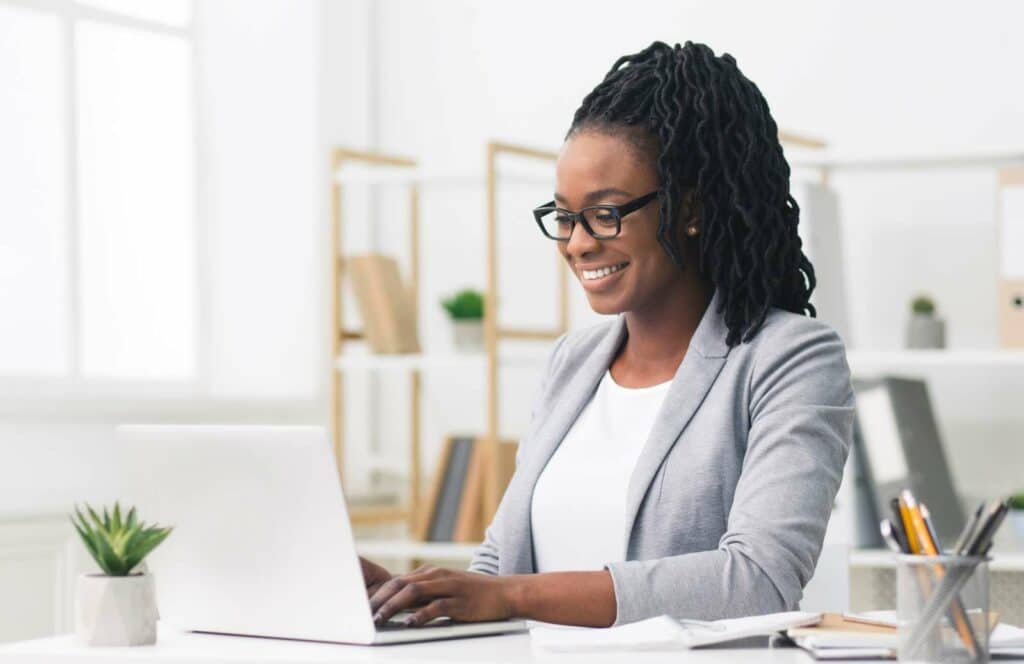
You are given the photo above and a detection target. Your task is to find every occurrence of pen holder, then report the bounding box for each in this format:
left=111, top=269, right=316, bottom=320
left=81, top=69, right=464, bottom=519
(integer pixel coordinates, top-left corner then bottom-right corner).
left=897, top=554, right=990, bottom=663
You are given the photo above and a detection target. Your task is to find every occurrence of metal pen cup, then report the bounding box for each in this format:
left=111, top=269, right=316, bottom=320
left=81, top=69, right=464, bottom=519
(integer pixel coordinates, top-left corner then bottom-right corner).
left=897, top=554, right=990, bottom=663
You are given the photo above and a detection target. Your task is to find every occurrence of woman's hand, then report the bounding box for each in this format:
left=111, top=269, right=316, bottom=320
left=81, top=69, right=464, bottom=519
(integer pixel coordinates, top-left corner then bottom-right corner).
left=359, top=556, right=393, bottom=597
left=368, top=565, right=518, bottom=626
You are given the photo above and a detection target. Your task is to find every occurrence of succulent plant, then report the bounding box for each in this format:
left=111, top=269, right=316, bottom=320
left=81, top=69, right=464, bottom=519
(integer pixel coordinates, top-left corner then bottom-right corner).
left=70, top=503, right=172, bottom=576
left=441, top=289, right=485, bottom=320
left=911, top=295, right=936, bottom=316
left=1008, top=493, right=1024, bottom=511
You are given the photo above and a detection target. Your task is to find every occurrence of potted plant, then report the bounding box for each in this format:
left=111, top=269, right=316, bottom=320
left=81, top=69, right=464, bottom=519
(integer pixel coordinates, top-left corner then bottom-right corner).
left=1009, top=493, right=1024, bottom=543
left=906, top=295, right=946, bottom=349
left=70, top=503, right=172, bottom=646
left=441, top=289, right=485, bottom=352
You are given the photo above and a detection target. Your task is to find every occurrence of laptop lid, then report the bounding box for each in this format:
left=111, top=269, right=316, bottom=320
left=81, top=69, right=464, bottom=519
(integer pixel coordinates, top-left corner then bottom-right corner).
left=117, top=425, right=377, bottom=644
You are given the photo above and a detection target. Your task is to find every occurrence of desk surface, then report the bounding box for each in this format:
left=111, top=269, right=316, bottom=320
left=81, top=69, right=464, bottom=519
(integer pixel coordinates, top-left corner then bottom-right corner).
left=0, top=627, right=819, bottom=664
left=7, top=627, right=1024, bottom=664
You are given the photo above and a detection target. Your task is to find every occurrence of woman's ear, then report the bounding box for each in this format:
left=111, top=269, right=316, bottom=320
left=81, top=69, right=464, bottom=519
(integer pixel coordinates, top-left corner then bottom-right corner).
left=680, top=189, right=700, bottom=237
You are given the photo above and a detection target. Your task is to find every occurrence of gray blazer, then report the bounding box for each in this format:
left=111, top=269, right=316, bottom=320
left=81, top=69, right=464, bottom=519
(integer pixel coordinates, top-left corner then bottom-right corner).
left=468, top=290, right=855, bottom=625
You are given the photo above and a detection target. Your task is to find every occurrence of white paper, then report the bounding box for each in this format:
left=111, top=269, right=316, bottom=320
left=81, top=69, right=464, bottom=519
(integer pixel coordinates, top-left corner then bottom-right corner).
left=529, top=611, right=821, bottom=652
left=1002, top=188, right=1024, bottom=279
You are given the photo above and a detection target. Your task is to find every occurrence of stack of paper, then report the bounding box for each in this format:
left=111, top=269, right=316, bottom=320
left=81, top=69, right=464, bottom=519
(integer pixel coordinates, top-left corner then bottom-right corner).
left=529, top=611, right=821, bottom=652
left=787, top=611, right=1024, bottom=660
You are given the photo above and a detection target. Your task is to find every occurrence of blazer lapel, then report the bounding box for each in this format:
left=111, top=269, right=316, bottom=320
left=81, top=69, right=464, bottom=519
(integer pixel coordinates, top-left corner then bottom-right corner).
left=622, top=290, right=732, bottom=549
left=503, top=315, right=627, bottom=574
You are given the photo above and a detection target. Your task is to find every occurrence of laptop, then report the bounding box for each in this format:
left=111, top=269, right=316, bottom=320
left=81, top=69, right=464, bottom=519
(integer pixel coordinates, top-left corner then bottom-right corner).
left=116, top=424, right=527, bottom=645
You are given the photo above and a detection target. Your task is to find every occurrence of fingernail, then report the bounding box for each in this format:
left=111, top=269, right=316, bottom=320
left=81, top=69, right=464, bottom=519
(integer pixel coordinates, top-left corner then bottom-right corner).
left=403, top=616, right=417, bottom=627
left=373, top=612, right=382, bottom=624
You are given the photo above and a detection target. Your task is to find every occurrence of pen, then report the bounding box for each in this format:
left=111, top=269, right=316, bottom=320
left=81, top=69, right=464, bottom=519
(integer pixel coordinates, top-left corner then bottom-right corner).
left=953, top=501, right=986, bottom=556
left=920, top=504, right=943, bottom=554
left=879, top=519, right=904, bottom=554
left=888, top=497, right=910, bottom=552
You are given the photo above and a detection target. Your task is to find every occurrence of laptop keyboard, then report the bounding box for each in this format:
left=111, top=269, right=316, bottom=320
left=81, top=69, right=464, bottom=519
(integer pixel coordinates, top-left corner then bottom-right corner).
left=378, top=612, right=455, bottom=630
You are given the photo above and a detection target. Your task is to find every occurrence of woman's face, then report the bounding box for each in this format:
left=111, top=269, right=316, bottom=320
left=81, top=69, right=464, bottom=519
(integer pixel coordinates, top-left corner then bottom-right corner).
left=554, top=130, right=691, bottom=316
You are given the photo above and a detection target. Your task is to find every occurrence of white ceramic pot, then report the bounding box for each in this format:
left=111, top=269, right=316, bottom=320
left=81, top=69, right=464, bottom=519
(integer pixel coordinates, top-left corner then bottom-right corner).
left=75, top=573, right=158, bottom=646
left=906, top=314, right=946, bottom=349
left=452, top=319, right=484, bottom=352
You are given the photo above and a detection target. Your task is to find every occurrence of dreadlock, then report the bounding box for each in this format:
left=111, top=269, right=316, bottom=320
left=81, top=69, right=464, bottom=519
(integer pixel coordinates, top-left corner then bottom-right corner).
left=568, top=41, right=816, bottom=346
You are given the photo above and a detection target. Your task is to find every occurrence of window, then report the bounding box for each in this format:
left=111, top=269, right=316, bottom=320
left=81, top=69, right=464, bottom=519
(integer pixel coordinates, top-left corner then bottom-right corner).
left=0, top=1, right=197, bottom=388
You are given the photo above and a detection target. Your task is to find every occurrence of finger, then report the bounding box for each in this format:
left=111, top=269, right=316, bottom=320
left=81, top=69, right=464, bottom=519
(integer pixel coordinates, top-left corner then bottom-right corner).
left=371, top=579, right=453, bottom=625
left=406, top=597, right=458, bottom=627
left=369, top=575, right=409, bottom=613
left=370, top=567, right=448, bottom=609
left=400, top=566, right=444, bottom=582
left=366, top=581, right=385, bottom=598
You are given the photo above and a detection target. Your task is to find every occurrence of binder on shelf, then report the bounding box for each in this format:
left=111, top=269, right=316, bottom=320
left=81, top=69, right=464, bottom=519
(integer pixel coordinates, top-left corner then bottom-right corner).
left=345, top=253, right=420, bottom=354
left=851, top=377, right=965, bottom=547
left=998, top=169, right=1024, bottom=348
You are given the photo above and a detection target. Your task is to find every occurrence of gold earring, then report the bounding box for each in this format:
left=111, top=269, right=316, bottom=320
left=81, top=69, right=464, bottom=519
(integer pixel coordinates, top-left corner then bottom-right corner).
left=686, top=225, right=699, bottom=237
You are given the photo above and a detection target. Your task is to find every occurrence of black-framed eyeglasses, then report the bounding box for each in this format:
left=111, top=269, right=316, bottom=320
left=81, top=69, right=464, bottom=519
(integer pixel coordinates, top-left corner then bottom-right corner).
left=532, top=190, right=660, bottom=240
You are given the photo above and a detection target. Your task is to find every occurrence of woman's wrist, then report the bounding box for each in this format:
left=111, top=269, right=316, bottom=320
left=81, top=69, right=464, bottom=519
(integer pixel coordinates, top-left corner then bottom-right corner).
left=502, top=574, right=531, bottom=619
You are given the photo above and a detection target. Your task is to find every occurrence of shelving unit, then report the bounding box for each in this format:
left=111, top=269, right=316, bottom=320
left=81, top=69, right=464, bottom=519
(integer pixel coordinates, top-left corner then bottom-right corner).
left=847, top=349, right=1024, bottom=371
left=329, top=142, right=565, bottom=535
left=330, top=147, right=422, bottom=527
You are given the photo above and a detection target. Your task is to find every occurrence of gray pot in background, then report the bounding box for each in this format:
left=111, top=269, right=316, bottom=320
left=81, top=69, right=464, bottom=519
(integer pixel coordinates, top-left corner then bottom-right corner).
left=906, top=314, right=946, bottom=349
left=452, top=319, right=484, bottom=352
left=75, top=573, right=158, bottom=646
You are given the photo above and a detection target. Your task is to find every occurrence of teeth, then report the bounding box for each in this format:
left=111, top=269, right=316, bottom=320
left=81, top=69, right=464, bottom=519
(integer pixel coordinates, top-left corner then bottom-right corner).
left=582, top=263, right=627, bottom=280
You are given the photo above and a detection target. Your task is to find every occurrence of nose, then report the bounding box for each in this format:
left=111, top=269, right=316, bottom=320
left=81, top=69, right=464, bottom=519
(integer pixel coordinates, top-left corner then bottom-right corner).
left=564, top=220, right=600, bottom=259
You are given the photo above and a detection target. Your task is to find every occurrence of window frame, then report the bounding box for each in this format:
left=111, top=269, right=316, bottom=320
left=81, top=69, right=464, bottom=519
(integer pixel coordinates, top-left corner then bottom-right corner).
left=0, top=0, right=206, bottom=404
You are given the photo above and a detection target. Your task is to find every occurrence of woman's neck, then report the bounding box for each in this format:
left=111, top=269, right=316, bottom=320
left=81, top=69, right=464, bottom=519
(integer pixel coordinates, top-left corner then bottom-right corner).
left=610, top=279, right=714, bottom=388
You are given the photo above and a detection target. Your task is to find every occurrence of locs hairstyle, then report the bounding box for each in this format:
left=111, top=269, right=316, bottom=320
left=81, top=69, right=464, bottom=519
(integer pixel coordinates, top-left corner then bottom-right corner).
left=568, top=41, right=816, bottom=346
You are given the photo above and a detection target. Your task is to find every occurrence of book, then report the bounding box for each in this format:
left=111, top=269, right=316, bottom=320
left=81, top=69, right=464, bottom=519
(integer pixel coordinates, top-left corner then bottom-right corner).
left=345, top=253, right=419, bottom=354
left=418, top=437, right=474, bottom=542
left=451, top=439, right=518, bottom=542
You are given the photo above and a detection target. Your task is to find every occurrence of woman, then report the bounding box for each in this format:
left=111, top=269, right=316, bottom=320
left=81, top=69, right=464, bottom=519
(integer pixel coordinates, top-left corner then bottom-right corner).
left=361, top=40, right=854, bottom=628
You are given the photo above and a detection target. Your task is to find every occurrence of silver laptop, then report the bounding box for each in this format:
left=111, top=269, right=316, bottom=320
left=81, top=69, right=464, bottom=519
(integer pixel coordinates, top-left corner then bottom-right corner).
left=116, top=424, right=526, bottom=645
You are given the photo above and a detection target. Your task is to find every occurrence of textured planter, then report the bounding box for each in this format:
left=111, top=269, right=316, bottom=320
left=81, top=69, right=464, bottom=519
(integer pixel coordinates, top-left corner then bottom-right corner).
left=75, top=573, right=158, bottom=646
left=906, top=314, right=945, bottom=349
left=452, top=319, right=484, bottom=352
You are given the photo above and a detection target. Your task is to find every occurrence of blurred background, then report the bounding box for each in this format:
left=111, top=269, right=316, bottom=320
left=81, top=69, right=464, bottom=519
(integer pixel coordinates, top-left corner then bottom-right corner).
left=2, top=0, right=1023, bottom=642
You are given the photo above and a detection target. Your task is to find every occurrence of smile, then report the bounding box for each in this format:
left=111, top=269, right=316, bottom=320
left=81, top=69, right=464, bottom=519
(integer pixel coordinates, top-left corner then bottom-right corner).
left=581, top=262, right=629, bottom=281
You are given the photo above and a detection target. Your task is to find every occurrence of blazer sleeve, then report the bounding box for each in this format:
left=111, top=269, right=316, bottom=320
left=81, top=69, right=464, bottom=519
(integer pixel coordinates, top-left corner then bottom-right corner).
left=468, top=333, right=569, bottom=575
left=604, top=319, right=855, bottom=624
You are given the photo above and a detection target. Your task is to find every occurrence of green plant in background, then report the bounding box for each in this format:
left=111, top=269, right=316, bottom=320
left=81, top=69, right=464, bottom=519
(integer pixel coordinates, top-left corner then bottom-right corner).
left=441, top=289, right=484, bottom=320
left=911, top=295, right=936, bottom=316
left=1008, top=493, right=1024, bottom=511
left=70, top=503, right=172, bottom=576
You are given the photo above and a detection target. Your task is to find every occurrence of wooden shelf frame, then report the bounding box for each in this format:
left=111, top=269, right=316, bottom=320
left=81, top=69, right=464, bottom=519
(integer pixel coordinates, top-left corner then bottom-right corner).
left=330, top=147, right=422, bottom=527
left=483, top=141, right=566, bottom=520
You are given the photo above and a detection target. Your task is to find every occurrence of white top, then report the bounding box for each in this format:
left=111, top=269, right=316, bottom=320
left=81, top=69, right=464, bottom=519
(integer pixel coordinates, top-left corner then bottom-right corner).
left=530, top=370, right=672, bottom=572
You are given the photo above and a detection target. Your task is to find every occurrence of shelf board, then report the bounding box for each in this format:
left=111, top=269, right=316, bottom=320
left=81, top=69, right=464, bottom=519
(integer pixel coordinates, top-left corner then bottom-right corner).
left=847, top=349, right=1024, bottom=371
left=355, top=538, right=481, bottom=561
left=789, top=149, right=1024, bottom=171
left=333, top=168, right=551, bottom=187
left=335, top=347, right=549, bottom=372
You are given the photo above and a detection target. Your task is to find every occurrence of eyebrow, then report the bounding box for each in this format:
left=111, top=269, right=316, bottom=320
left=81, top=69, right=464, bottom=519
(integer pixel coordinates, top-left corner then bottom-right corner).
left=553, top=187, right=635, bottom=206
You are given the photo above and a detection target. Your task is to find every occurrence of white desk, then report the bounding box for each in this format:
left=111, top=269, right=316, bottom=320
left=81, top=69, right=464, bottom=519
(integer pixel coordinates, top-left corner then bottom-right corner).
left=0, top=626, right=820, bottom=663
left=7, top=627, right=1024, bottom=663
